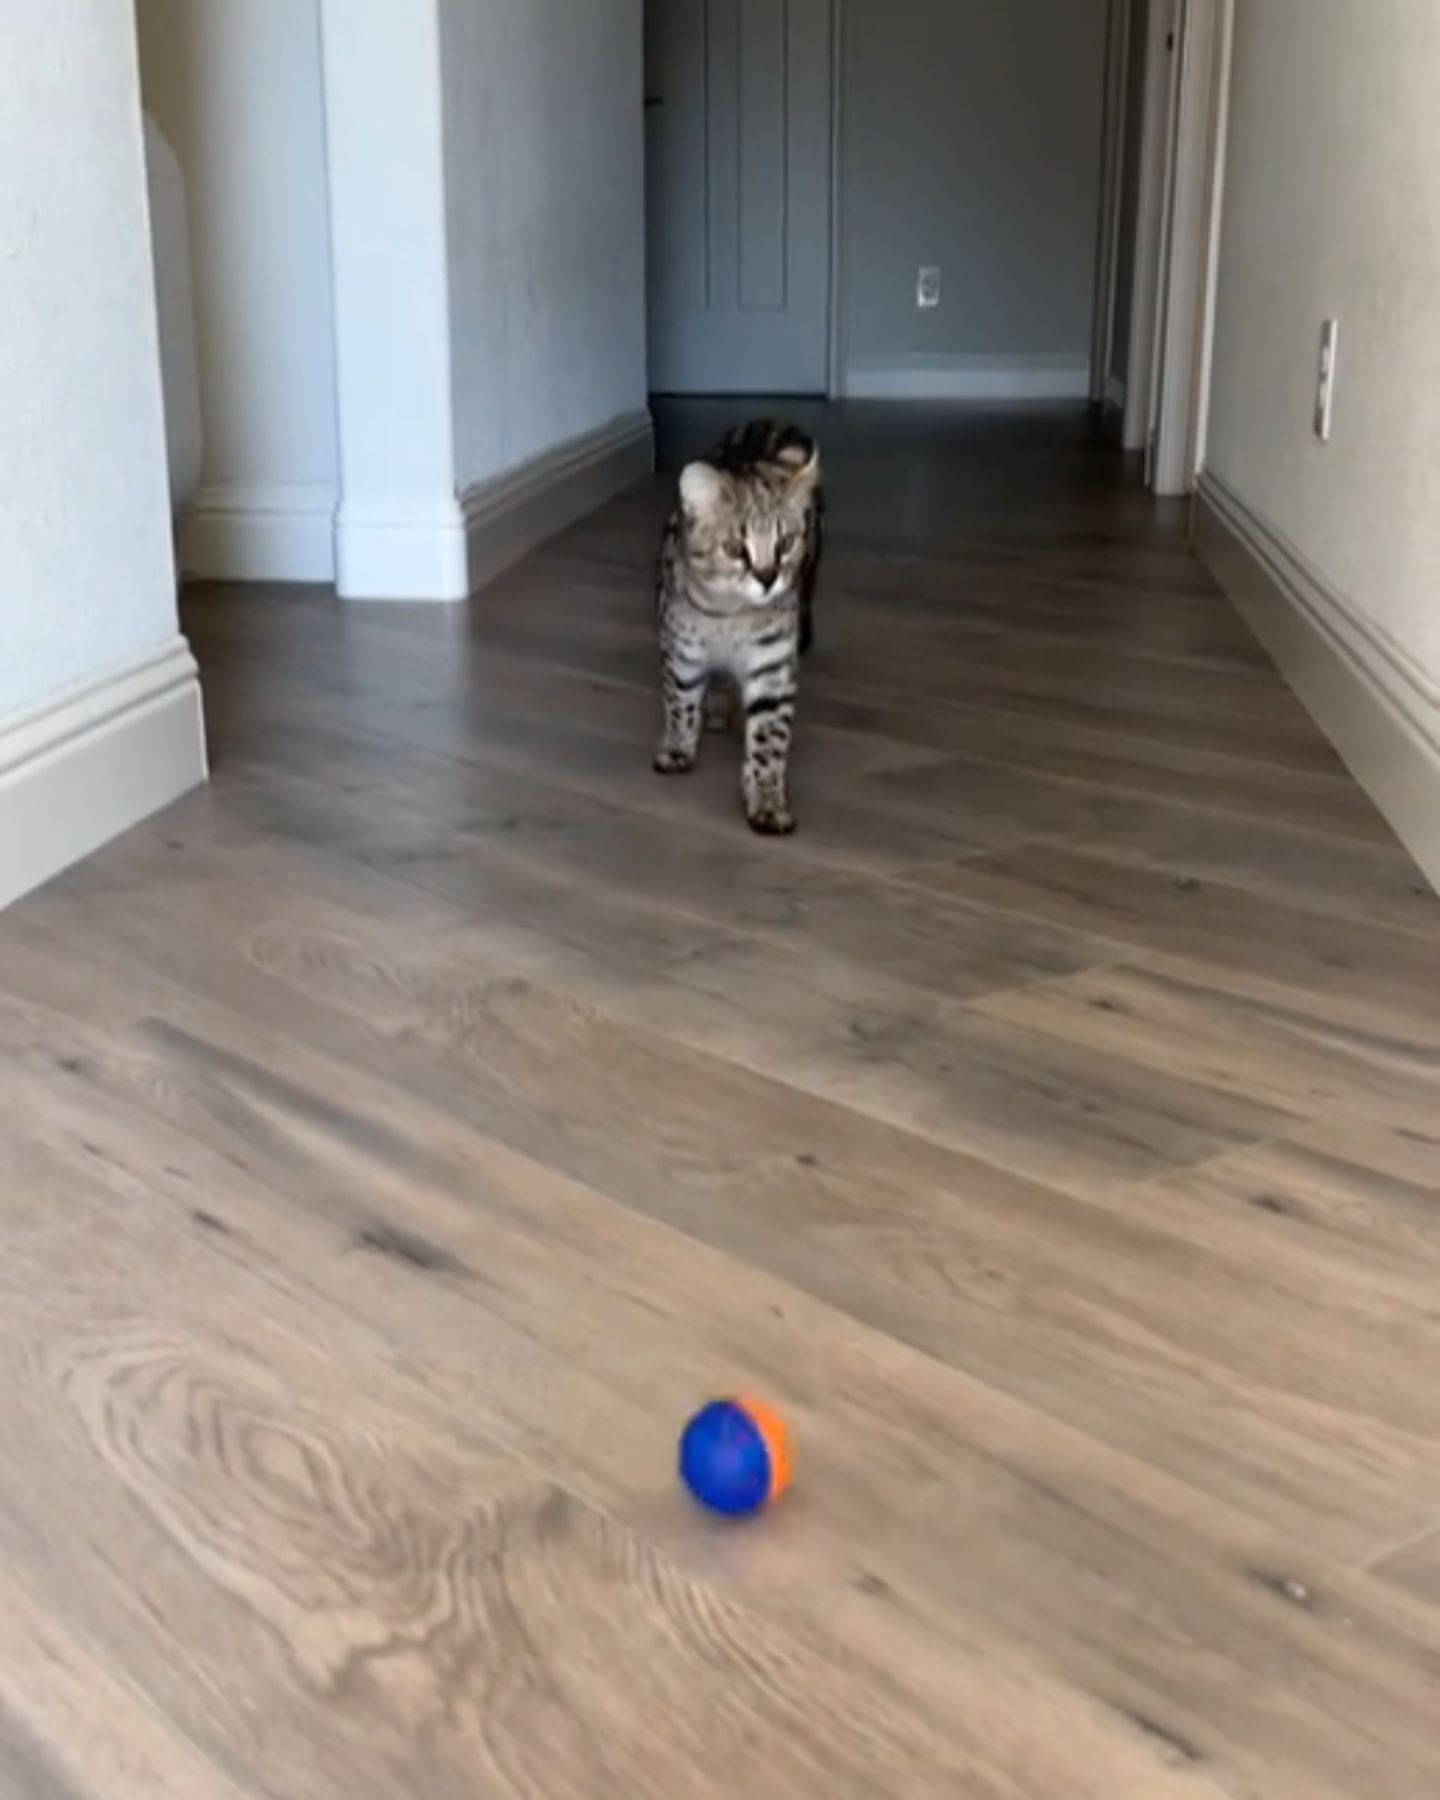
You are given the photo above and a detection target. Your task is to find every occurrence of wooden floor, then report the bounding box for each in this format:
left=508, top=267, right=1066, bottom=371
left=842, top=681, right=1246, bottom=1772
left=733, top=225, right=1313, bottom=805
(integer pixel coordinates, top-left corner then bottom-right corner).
left=3, top=404, right=1439, bottom=1798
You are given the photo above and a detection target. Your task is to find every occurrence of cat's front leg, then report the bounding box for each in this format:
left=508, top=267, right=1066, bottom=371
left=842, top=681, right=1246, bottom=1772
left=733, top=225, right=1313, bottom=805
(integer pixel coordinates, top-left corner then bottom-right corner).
left=654, top=650, right=706, bottom=774
left=740, top=658, right=798, bottom=835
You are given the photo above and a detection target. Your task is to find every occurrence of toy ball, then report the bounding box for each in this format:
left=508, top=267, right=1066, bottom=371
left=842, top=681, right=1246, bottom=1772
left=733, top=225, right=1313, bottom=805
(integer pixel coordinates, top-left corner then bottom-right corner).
left=679, top=1396, right=792, bottom=1517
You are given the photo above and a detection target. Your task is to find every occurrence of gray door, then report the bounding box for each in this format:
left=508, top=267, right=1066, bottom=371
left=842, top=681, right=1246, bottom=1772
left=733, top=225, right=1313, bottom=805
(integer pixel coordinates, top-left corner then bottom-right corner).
left=646, top=0, right=834, bottom=395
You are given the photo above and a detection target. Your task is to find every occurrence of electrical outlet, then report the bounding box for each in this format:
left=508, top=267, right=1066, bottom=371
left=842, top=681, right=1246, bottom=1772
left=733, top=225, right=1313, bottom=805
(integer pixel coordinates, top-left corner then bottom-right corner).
left=1314, top=319, right=1339, bottom=441
left=916, top=265, right=941, bottom=310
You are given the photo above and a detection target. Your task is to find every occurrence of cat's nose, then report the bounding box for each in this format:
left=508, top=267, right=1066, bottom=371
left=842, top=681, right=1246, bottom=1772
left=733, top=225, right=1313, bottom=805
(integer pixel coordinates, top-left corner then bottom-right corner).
left=754, top=565, right=779, bottom=591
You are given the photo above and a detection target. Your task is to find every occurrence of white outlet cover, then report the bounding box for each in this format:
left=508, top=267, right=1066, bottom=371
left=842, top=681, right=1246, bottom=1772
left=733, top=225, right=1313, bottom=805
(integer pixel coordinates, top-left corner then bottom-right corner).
left=917, top=265, right=941, bottom=310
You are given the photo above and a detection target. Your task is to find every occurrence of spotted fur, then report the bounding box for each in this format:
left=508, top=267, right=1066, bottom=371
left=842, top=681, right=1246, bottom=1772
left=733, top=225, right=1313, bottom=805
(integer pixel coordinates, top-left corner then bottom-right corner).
left=653, top=421, right=823, bottom=835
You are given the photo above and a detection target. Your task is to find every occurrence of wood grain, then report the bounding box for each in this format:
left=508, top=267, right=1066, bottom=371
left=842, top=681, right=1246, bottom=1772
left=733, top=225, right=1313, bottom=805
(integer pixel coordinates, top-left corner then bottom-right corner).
left=972, top=957, right=1440, bottom=1132
left=2, top=402, right=1438, bottom=1797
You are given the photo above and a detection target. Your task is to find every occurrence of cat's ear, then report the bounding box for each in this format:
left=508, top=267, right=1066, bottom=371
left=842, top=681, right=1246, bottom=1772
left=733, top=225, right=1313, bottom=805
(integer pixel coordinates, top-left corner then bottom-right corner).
left=783, top=442, right=821, bottom=498
left=680, top=461, right=728, bottom=522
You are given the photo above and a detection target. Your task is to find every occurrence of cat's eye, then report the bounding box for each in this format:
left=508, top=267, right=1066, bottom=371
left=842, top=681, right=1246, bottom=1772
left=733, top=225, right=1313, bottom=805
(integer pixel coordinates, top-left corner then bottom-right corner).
left=777, top=533, right=796, bottom=556
left=726, top=539, right=748, bottom=562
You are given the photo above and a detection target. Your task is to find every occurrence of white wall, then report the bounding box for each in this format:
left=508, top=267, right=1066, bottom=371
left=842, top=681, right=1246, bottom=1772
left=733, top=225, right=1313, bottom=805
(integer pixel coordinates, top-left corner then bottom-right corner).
left=439, top=0, right=649, bottom=489
left=135, top=0, right=339, bottom=580
left=1201, top=0, right=1440, bottom=887
left=1206, top=0, right=1440, bottom=677
left=1, top=0, right=206, bottom=909
left=841, top=0, right=1110, bottom=398
left=0, top=0, right=180, bottom=717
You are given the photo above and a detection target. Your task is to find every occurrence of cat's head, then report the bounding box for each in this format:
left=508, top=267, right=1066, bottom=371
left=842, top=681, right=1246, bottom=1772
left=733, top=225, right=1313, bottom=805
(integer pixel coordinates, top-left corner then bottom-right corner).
left=677, top=441, right=820, bottom=607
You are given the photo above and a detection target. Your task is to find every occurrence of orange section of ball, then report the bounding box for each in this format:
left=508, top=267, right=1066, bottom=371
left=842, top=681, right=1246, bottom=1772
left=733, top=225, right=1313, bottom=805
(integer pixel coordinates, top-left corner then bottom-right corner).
left=735, top=1395, right=792, bottom=1501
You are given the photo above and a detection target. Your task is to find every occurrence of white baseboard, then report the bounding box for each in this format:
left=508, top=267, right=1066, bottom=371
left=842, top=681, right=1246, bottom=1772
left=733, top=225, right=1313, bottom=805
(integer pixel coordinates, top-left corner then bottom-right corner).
left=1194, top=470, right=1440, bottom=893
left=0, top=637, right=208, bottom=910
left=183, top=481, right=337, bottom=584
left=332, top=410, right=654, bottom=603
left=842, top=355, right=1092, bottom=403
left=333, top=494, right=471, bottom=602
left=463, top=409, right=655, bottom=592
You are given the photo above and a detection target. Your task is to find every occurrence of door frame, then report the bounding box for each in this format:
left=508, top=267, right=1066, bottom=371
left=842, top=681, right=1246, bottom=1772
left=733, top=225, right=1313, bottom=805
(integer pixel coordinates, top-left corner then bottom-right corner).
left=1144, top=0, right=1235, bottom=494
left=1121, top=0, right=1173, bottom=450
left=1089, top=0, right=1134, bottom=409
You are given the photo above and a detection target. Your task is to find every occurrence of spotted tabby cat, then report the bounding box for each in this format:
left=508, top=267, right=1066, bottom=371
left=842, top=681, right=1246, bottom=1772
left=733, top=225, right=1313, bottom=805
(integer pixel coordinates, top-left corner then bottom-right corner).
left=654, top=420, right=823, bottom=835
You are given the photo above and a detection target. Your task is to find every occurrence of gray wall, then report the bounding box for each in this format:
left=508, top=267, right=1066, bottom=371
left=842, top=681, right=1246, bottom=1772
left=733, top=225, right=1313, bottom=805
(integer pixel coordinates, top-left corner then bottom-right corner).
left=841, top=0, right=1109, bottom=389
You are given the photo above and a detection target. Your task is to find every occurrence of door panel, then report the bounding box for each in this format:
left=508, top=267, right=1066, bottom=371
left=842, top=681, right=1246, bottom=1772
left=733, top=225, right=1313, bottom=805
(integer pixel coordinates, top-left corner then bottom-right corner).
left=646, top=0, right=834, bottom=395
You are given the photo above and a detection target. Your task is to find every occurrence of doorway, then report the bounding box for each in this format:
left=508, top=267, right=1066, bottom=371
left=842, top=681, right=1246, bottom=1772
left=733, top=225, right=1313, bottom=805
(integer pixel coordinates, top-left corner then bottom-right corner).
left=645, top=0, right=835, bottom=396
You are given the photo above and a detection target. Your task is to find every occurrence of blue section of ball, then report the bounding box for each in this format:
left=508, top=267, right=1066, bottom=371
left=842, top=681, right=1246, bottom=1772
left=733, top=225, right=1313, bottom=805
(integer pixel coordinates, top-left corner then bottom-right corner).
left=679, top=1400, right=772, bottom=1516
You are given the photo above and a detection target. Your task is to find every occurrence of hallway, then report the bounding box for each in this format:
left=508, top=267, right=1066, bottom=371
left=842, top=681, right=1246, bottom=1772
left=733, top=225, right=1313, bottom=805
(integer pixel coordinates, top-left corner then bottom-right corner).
left=1, top=406, right=1437, bottom=1798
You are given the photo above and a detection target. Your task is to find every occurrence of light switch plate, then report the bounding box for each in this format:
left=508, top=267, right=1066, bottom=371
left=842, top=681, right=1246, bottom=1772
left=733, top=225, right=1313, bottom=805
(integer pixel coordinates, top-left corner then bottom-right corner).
left=1314, top=319, right=1339, bottom=441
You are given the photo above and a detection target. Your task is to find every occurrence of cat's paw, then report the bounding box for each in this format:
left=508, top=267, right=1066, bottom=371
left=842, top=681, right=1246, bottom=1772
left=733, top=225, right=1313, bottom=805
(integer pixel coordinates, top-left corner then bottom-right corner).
left=654, top=747, right=697, bottom=775
left=746, top=803, right=796, bottom=836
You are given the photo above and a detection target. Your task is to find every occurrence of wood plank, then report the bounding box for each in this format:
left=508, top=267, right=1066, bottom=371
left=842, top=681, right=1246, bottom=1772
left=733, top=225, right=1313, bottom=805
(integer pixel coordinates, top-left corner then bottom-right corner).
left=1142, top=1121, right=1440, bottom=1287
left=972, top=957, right=1440, bottom=1133
left=997, top=795, right=1438, bottom=932
left=854, top=720, right=1392, bottom=836
left=859, top=751, right=1417, bottom=890
left=910, top=844, right=1440, bottom=1039
left=0, top=1566, right=251, bottom=1800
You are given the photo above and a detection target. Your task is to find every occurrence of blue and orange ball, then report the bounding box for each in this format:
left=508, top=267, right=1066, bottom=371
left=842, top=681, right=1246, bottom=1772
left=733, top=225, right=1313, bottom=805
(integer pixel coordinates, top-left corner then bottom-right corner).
left=679, top=1396, right=792, bottom=1517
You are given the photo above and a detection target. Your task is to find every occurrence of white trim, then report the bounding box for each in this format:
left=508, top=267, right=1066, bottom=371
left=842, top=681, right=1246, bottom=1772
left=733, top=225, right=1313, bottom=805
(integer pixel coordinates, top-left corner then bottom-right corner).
left=1106, top=372, right=1127, bottom=412
left=1189, top=0, right=1234, bottom=477
left=182, top=482, right=338, bottom=584
left=334, top=410, right=654, bottom=603
left=1143, top=0, right=1184, bottom=470
left=1195, top=471, right=1440, bottom=894
left=0, top=638, right=208, bottom=910
left=462, top=410, right=655, bottom=593
left=842, top=356, right=1092, bottom=403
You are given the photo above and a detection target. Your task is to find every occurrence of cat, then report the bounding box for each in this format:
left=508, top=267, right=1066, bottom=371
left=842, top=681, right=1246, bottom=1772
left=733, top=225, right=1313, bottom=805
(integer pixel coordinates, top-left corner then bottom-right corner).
left=653, top=420, right=824, bottom=835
